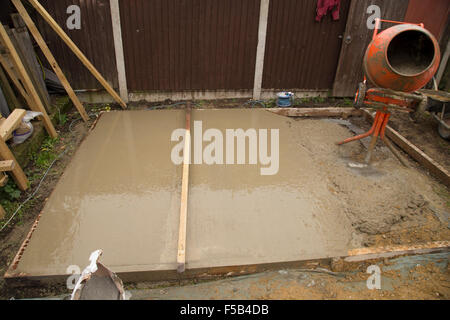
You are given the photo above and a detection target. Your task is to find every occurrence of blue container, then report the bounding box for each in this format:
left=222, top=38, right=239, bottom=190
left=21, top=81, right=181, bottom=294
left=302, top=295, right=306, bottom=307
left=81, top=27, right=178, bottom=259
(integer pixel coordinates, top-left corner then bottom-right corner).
left=276, top=92, right=294, bottom=107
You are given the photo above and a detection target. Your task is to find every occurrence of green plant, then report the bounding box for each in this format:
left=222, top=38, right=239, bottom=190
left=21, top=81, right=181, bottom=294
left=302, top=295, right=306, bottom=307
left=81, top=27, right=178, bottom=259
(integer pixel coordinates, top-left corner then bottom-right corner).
left=342, top=98, right=353, bottom=106
left=300, top=97, right=311, bottom=104
left=312, top=96, right=326, bottom=103
left=265, top=99, right=277, bottom=108
left=1, top=180, right=21, bottom=201
left=33, top=137, right=59, bottom=169
left=58, top=110, right=67, bottom=126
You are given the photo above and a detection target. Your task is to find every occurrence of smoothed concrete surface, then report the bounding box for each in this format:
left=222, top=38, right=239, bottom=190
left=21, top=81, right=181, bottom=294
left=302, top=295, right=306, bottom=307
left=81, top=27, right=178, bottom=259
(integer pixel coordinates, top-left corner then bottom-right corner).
left=10, top=110, right=354, bottom=279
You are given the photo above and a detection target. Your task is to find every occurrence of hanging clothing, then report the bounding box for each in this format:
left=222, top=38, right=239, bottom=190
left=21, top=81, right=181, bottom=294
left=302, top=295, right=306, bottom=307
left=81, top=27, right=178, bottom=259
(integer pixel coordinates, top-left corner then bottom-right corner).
left=316, top=0, right=341, bottom=22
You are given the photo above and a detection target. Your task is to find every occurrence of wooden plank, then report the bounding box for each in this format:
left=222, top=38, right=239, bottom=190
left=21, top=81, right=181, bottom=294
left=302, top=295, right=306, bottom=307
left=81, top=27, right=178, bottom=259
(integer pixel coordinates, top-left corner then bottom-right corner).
left=0, top=160, right=15, bottom=172
left=9, top=27, right=51, bottom=114
left=363, top=109, right=450, bottom=187
left=0, top=172, right=8, bottom=187
left=0, top=64, right=20, bottom=111
left=0, top=139, right=28, bottom=191
left=0, top=203, right=5, bottom=219
left=10, top=12, right=48, bottom=100
left=0, top=108, right=26, bottom=141
left=267, top=107, right=363, bottom=118
left=0, top=23, right=57, bottom=138
left=0, top=53, right=31, bottom=104
left=28, top=0, right=127, bottom=109
left=177, top=107, right=191, bottom=273
left=346, top=241, right=450, bottom=262
left=11, top=0, right=89, bottom=122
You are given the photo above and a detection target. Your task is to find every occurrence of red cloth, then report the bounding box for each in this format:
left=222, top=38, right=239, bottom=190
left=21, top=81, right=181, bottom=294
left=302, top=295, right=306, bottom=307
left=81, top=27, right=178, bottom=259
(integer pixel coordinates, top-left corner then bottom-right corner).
left=316, top=0, right=340, bottom=22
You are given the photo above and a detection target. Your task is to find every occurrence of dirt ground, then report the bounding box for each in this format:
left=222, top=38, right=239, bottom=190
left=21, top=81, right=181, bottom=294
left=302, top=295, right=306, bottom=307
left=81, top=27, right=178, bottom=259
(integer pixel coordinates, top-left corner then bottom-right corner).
left=127, top=252, right=449, bottom=300
left=0, top=99, right=449, bottom=299
left=389, top=110, right=450, bottom=171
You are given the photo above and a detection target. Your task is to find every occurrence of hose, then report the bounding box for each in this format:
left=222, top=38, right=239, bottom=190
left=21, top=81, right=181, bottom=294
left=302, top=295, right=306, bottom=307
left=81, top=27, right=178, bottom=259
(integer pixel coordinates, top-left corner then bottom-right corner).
left=0, top=148, right=68, bottom=232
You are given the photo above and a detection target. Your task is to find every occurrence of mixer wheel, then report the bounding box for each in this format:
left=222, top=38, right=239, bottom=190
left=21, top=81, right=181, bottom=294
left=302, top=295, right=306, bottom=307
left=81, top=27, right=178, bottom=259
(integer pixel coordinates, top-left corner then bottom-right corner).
left=354, top=82, right=366, bottom=109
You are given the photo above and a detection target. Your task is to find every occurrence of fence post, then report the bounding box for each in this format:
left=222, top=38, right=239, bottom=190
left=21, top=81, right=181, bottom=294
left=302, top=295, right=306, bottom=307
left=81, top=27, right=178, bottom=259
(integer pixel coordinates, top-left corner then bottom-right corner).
left=110, top=0, right=128, bottom=102
left=253, top=0, right=270, bottom=100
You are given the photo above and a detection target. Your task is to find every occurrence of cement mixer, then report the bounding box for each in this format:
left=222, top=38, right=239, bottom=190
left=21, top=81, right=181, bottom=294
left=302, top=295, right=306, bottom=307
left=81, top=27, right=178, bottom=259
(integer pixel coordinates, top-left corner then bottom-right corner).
left=338, top=18, right=449, bottom=165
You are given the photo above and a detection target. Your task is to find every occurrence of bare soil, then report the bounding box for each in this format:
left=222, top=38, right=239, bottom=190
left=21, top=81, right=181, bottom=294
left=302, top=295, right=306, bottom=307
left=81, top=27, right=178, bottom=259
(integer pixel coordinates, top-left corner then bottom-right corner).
left=389, top=110, right=450, bottom=171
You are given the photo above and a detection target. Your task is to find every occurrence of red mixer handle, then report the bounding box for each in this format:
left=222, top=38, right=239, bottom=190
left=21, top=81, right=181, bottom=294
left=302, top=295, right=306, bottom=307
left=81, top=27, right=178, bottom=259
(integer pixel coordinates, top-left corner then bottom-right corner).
left=373, top=18, right=424, bottom=39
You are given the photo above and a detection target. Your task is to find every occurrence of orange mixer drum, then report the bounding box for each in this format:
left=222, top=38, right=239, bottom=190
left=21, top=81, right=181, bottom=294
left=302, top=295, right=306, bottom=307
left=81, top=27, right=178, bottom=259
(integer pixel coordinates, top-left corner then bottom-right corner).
left=364, top=24, right=441, bottom=92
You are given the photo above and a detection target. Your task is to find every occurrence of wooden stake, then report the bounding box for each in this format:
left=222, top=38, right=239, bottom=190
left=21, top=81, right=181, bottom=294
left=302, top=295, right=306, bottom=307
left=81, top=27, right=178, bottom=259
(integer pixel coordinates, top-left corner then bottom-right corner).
left=0, top=173, right=8, bottom=187
left=0, top=23, right=57, bottom=138
left=0, top=108, right=28, bottom=191
left=12, top=0, right=89, bottom=121
left=0, top=160, right=15, bottom=172
left=0, top=139, right=28, bottom=191
left=27, top=0, right=127, bottom=109
left=0, top=108, right=26, bottom=140
left=177, top=106, right=191, bottom=273
left=0, top=203, right=5, bottom=219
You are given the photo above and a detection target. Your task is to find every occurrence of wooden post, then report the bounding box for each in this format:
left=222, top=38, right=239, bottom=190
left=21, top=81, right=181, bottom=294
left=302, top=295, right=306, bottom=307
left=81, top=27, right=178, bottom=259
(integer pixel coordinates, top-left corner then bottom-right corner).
left=0, top=108, right=26, bottom=140
left=0, top=108, right=29, bottom=191
left=110, top=0, right=128, bottom=102
left=12, top=0, right=89, bottom=121
left=177, top=106, right=191, bottom=273
left=253, top=0, right=270, bottom=100
left=0, top=139, right=28, bottom=191
left=0, top=172, right=8, bottom=187
left=0, top=203, right=5, bottom=219
left=0, top=160, right=15, bottom=172
left=27, top=0, right=127, bottom=109
left=0, top=23, right=57, bottom=138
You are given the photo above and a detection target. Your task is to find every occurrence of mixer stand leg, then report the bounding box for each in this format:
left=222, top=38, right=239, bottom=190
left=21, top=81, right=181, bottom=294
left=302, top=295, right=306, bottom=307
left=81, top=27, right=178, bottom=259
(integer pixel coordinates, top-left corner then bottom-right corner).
left=337, top=109, right=408, bottom=167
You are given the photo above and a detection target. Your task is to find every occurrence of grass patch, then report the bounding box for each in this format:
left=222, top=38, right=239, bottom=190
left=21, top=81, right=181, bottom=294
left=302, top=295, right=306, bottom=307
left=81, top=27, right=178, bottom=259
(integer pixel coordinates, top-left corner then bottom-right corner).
left=32, top=137, right=60, bottom=170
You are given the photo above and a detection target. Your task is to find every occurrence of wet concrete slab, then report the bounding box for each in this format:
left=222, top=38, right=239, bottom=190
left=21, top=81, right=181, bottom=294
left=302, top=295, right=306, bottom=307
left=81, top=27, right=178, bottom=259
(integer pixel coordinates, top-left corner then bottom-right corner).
left=12, top=111, right=185, bottom=277
left=9, top=109, right=354, bottom=280
left=187, top=109, right=352, bottom=269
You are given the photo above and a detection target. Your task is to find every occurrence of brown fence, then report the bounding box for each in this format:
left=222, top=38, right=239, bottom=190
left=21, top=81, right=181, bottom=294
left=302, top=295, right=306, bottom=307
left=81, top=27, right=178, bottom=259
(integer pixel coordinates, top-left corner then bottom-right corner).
left=262, top=0, right=351, bottom=90
left=119, top=0, right=260, bottom=91
left=34, top=0, right=118, bottom=90
left=13, top=0, right=449, bottom=96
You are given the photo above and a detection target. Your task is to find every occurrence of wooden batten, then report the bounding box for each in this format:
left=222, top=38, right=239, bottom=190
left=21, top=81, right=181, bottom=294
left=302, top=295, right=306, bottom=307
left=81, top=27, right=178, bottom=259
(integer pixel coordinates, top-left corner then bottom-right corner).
left=0, top=23, right=57, bottom=138
left=177, top=107, right=191, bottom=273
left=11, top=0, right=89, bottom=122
left=27, top=0, right=127, bottom=109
